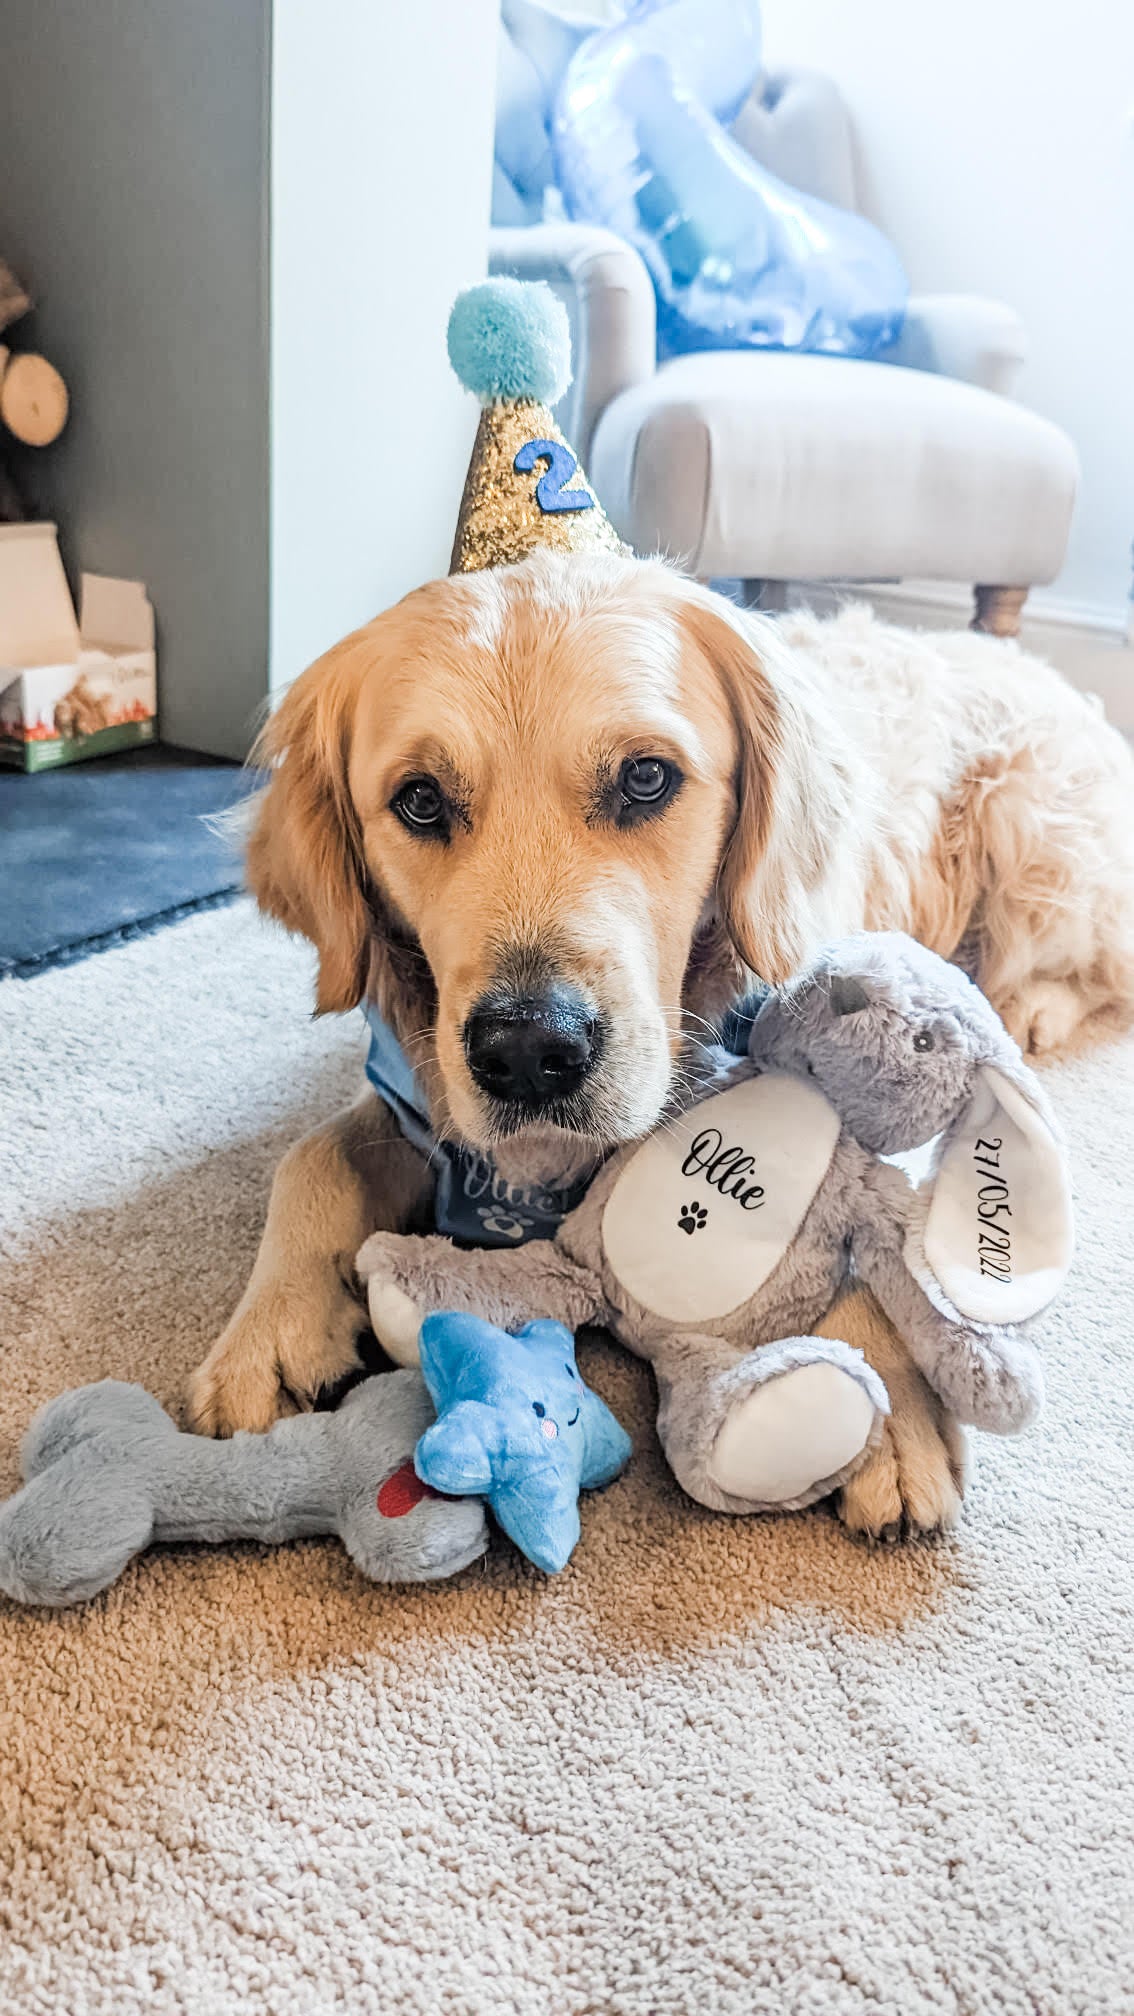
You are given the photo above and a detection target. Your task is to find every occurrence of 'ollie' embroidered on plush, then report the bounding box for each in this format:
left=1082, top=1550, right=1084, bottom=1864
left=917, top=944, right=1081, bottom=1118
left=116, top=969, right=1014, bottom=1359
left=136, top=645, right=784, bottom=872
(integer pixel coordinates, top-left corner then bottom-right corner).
left=601, top=1073, right=842, bottom=1321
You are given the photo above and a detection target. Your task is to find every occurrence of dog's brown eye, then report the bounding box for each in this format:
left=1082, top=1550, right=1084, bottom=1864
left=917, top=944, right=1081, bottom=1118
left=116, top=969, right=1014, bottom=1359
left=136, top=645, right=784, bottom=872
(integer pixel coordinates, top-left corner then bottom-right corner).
left=392, top=776, right=447, bottom=834
left=591, top=755, right=682, bottom=828
left=621, top=757, right=671, bottom=804
left=913, top=1030, right=934, bottom=1052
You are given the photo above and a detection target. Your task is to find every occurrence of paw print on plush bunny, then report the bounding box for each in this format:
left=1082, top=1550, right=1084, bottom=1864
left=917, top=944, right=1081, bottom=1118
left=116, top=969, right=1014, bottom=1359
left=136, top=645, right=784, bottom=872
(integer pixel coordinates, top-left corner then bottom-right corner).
left=678, top=1201, right=709, bottom=1235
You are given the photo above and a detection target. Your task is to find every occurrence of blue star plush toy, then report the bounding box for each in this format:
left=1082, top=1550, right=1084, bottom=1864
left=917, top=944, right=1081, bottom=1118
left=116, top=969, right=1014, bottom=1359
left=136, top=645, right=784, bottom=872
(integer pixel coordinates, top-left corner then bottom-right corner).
left=414, top=1313, right=632, bottom=1573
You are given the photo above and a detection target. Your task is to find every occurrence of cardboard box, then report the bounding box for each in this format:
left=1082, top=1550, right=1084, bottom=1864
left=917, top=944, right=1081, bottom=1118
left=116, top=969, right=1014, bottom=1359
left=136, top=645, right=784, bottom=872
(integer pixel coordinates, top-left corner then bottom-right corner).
left=0, top=523, right=156, bottom=771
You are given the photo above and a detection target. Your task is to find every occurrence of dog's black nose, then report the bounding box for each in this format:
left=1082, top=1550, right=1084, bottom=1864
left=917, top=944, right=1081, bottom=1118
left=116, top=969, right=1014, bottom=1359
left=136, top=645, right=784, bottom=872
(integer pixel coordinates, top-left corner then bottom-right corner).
left=464, top=988, right=599, bottom=1108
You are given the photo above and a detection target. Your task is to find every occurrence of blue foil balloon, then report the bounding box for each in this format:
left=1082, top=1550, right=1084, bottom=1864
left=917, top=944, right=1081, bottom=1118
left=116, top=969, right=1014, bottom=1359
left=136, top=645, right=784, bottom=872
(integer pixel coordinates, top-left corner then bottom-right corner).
left=553, top=0, right=907, bottom=359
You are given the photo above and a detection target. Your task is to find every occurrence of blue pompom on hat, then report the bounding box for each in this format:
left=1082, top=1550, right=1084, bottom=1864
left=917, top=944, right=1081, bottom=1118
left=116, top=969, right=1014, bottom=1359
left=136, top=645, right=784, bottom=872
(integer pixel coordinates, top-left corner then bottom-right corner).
left=447, top=276, right=630, bottom=573
left=447, top=277, right=573, bottom=408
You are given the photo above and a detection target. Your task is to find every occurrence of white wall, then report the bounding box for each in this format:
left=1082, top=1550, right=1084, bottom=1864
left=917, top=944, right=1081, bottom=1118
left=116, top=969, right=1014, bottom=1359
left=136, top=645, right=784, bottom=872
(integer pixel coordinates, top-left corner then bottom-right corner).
left=761, top=0, right=1134, bottom=629
left=270, top=0, right=499, bottom=691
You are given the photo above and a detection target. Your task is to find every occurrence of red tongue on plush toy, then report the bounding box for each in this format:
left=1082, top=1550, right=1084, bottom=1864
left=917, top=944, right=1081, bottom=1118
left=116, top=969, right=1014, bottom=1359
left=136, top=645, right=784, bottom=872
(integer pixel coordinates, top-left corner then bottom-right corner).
left=376, top=1460, right=442, bottom=1518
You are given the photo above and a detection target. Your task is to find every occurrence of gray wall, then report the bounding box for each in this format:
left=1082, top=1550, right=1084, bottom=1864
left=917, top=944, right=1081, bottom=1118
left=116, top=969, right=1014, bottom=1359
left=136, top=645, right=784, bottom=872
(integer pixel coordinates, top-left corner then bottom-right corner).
left=0, top=0, right=271, bottom=758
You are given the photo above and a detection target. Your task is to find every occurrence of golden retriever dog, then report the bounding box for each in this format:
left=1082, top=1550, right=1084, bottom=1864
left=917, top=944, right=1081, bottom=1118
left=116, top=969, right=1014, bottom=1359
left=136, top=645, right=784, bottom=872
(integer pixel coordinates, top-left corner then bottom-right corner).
left=188, top=553, right=1134, bottom=1537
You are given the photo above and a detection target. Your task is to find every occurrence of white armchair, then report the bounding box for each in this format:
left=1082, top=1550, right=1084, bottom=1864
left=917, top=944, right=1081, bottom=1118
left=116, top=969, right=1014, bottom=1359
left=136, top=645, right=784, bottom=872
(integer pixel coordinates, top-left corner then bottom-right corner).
left=490, top=68, right=1078, bottom=635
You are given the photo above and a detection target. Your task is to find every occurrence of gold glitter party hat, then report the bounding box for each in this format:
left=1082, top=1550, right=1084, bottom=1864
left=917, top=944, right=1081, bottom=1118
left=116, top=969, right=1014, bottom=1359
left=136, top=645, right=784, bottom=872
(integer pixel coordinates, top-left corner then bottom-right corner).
left=447, top=279, right=630, bottom=574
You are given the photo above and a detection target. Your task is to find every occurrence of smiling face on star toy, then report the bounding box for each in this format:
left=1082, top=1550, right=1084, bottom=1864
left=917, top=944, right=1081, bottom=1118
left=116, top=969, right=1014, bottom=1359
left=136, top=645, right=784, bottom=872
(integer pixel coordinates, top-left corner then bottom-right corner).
left=413, top=1313, right=631, bottom=1574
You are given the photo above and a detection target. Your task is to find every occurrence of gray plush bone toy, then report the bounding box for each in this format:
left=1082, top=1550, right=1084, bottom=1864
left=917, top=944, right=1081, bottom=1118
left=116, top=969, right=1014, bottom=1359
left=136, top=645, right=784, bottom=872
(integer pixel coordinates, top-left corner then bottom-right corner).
left=0, top=1372, right=488, bottom=1607
left=359, top=934, right=1073, bottom=1517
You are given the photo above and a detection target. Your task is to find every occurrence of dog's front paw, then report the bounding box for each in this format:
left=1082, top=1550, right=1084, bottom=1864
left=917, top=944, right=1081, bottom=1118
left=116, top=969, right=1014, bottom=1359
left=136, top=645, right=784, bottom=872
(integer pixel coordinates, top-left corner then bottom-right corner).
left=187, top=1332, right=297, bottom=1438
left=187, top=1272, right=365, bottom=1436
left=836, top=1397, right=966, bottom=1542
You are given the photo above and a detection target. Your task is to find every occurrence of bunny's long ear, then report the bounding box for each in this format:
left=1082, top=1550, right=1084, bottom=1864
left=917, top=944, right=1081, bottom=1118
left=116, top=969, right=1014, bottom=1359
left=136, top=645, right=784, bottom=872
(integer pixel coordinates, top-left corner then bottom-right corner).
left=918, top=1064, right=1074, bottom=1324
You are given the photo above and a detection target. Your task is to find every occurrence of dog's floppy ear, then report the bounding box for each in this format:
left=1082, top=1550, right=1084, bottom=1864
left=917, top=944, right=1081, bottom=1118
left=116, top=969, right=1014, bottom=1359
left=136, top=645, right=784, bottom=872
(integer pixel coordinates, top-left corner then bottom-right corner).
left=919, top=1060, right=1074, bottom=1324
left=246, top=635, right=431, bottom=1028
left=246, top=641, right=372, bottom=1014
left=674, top=586, right=833, bottom=985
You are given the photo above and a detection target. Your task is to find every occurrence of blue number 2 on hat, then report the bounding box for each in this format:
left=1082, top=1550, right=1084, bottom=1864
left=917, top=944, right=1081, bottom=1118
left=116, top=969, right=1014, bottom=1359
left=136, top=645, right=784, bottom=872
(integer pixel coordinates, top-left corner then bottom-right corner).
left=514, top=438, right=595, bottom=515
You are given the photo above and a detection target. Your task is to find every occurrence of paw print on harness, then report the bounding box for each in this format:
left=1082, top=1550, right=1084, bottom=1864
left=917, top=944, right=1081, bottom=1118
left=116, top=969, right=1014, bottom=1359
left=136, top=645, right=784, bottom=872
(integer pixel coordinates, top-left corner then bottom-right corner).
left=678, top=1201, right=709, bottom=1235
left=476, top=1205, right=534, bottom=1242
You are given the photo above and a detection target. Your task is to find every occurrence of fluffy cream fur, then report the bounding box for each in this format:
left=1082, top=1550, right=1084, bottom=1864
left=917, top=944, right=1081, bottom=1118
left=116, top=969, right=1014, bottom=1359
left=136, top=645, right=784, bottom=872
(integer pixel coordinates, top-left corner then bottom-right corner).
left=767, top=600, right=1134, bottom=1053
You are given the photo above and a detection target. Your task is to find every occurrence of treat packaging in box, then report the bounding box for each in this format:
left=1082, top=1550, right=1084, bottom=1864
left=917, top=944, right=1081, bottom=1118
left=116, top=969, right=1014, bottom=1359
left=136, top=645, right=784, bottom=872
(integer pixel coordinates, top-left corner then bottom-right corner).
left=0, top=522, right=156, bottom=771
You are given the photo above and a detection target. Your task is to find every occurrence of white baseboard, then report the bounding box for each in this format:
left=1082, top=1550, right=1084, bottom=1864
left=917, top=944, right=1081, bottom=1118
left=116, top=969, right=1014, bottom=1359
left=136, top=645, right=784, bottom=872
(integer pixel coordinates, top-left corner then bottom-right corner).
left=784, top=579, right=1134, bottom=733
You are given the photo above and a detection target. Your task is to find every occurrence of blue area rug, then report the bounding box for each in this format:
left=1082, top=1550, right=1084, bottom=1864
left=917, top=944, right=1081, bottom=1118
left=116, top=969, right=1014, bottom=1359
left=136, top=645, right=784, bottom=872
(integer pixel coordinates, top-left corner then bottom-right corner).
left=0, top=746, right=252, bottom=978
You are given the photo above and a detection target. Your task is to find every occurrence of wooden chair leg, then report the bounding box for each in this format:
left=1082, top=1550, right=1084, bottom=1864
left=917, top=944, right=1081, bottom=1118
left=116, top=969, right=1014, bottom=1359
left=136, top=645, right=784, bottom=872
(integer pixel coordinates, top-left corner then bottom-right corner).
left=972, top=585, right=1028, bottom=638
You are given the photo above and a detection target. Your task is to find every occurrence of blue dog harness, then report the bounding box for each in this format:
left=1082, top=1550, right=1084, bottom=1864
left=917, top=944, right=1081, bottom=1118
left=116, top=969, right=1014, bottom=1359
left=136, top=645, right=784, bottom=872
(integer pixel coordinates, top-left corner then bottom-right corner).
left=362, top=1003, right=599, bottom=1249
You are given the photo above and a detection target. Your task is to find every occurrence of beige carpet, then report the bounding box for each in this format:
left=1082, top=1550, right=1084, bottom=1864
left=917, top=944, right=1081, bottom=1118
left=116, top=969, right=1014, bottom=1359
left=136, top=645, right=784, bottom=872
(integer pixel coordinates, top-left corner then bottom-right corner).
left=1, top=902, right=1132, bottom=2016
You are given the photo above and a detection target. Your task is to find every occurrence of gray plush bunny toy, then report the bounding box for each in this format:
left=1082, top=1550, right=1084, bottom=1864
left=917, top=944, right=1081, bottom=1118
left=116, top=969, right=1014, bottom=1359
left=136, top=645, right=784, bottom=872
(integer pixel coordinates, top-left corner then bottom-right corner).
left=359, top=934, right=1074, bottom=1517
